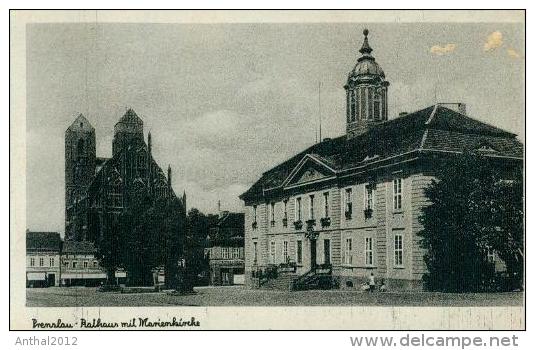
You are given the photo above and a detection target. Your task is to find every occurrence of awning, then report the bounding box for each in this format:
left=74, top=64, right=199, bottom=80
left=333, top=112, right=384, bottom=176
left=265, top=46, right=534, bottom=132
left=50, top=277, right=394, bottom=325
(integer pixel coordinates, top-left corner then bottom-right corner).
left=61, top=272, right=107, bottom=279
left=27, top=272, right=46, bottom=281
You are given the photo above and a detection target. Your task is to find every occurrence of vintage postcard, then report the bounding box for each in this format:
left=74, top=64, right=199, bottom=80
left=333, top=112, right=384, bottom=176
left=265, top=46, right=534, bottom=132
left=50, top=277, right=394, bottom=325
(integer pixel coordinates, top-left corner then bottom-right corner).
left=10, top=10, right=525, bottom=330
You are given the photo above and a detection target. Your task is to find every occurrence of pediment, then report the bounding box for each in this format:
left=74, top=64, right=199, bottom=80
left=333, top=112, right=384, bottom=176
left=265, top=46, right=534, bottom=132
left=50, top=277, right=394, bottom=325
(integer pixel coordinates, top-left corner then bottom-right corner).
left=283, top=155, right=336, bottom=188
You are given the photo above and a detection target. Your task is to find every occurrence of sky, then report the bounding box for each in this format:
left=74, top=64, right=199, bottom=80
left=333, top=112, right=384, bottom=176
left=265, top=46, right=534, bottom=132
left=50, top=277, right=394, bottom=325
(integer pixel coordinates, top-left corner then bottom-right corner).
left=26, top=22, right=525, bottom=234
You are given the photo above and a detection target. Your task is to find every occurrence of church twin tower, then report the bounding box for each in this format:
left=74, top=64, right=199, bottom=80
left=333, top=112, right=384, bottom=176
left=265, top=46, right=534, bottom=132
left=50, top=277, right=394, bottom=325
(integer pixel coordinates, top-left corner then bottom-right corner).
left=65, top=108, right=182, bottom=241
left=345, top=29, right=389, bottom=138
left=64, top=29, right=381, bottom=239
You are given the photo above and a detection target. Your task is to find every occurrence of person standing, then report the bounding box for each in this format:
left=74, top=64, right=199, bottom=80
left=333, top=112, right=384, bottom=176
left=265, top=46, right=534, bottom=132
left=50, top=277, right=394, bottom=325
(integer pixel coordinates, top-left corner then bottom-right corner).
left=369, top=273, right=376, bottom=292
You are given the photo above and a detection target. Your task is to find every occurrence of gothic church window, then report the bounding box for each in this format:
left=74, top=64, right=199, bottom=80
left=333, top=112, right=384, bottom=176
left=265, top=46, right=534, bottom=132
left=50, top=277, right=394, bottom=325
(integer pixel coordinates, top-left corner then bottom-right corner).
left=109, top=182, right=122, bottom=208
left=76, top=138, right=87, bottom=164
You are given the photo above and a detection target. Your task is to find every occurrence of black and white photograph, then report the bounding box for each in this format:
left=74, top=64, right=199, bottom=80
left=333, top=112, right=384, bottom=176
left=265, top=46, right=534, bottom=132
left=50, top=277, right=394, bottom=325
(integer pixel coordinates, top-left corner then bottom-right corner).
left=10, top=9, right=525, bottom=330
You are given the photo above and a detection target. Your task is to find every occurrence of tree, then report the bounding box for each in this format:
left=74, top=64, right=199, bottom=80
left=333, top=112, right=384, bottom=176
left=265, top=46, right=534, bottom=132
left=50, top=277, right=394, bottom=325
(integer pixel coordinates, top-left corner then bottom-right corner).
left=185, top=208, right=217, bottom=286
left=95, top=211, right=121, bottom=287
left=418, top=153, right=523, bottom=292
left=118, top=194, right=155, bottom=286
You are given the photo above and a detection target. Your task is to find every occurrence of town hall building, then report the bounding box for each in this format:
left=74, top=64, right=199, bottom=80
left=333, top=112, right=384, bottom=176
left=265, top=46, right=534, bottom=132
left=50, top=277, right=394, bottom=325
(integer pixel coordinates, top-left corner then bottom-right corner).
left=240, top=29, right=523, bottom=290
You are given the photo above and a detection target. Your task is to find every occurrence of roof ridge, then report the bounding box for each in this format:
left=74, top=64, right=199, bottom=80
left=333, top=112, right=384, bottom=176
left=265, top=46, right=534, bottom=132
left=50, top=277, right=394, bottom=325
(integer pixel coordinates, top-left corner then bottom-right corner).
left=431, top=105, right=516, bottom=137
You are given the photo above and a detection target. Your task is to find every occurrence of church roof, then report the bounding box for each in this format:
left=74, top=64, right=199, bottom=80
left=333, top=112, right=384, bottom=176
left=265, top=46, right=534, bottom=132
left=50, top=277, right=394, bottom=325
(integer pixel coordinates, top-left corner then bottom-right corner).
left=66, top=113, right=94, bottom=133
left=116, top=108, right=143, bottom=126
left=240, top=105, right=523, bottom=201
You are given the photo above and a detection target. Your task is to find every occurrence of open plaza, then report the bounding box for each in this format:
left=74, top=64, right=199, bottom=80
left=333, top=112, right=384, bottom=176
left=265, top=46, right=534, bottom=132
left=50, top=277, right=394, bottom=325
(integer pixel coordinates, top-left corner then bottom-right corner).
left=26, top=286, right=523, bottom=307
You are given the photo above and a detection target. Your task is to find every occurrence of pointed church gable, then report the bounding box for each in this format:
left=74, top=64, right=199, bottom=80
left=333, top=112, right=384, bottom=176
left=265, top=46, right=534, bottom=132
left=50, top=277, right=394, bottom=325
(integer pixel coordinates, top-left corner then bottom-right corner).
left=283, top=154, right=336, bottom=188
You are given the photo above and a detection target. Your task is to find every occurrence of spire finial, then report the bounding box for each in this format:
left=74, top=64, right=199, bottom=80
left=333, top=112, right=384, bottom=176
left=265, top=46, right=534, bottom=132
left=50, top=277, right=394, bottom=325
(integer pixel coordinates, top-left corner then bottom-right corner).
left=359, top=28, right=373, bottom=55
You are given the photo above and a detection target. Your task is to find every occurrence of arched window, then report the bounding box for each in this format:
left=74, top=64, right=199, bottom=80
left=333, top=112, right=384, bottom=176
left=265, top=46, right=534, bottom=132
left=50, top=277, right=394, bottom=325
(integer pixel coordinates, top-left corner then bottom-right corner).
left=382, top=89, right=387, bottom=119
left=137, top=152, right=146, bottom=178
left=108, top=180, right=122, bottom=208
left=76, top=138, right=87, bottom=164
left=367, top=87, right=373, bottom=120
left=77, top=138, right=85, bottom=156
left=359, top=87, right=366, bottom=120
left=346, top=91, right=351, bottom=123
left=350, top=90, right=356, bottom=122
left=373, top=88, right=381, bottom=120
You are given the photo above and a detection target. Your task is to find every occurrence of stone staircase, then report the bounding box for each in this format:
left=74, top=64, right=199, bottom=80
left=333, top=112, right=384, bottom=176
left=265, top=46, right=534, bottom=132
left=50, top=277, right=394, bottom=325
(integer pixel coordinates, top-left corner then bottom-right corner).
left=251, top=264, right=336, bottom=291
left=260, top=272, right=299, bottom=291
left=291, top=265, right=334, bottom=291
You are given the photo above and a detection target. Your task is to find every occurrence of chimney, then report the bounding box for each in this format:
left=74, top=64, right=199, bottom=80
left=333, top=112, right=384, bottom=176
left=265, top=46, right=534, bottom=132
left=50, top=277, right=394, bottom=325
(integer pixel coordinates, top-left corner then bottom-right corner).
left=457, top=103, right=467, bottom=115
left=438, top=102, right=467, bottom=115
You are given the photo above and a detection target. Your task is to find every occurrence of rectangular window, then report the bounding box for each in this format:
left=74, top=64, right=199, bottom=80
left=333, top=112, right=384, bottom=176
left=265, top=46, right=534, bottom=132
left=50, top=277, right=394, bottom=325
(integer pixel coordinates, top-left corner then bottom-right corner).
left=486, top=247, right=495, bottom=264
left=283, top=241, right=289, bottom=263
left=269, top=241, right=276, bottom=264
left=283, top=200, right=288, bottom=221
left=39, top=257, right=44, bottom=267
left=345, top=188, right=353, bottom=218
left=83, top=261, right=88, bottom=269
left=72, top=261, right=78, bottom=269
left=309, top=195, right=315, bottom=219
left=365, top=238, right=374, bottom=266
left=253, top=205, right=257, bottom=223
left=323, top=192, right=329, bottom=217
left=344, top=238, right=353, bottom=265
left=270, top=202, right=275, bottom=226
left=253, top=242, right=258, bottom=264
left=393, top=178, right=402, bottom=210
left=222, top=247, right=229, bottom=259
left=296, top=240, right=303, bottom=264
left=30, top=258, right=35, bottom=267
left=49, top=257, right=55, bottom=267
left=324, top=239, right=331, bottom=264
left=93, top=261, right=98, bottom=268
left=295, top=197, right=302, bottom=221
left=365, top=184, right=374, bottom=211
left=394, top=234, right=403, bottom=267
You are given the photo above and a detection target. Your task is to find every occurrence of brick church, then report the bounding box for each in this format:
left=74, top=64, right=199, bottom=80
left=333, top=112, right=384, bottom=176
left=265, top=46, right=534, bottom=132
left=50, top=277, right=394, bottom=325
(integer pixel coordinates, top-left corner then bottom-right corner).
left=65, top=108, right=186, bottom=283
left=240, top=30, right=523, bottom=290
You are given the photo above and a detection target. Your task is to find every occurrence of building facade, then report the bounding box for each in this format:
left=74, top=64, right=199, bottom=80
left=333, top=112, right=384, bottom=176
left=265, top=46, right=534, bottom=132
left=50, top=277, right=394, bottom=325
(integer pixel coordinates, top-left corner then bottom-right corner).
left=26, top=231, right=62, bottom=287
left=206, top=211, right=245, bottom=285
left=65, top=108, right=187, bottom=286
left=240, top=30, right=523, bottom=290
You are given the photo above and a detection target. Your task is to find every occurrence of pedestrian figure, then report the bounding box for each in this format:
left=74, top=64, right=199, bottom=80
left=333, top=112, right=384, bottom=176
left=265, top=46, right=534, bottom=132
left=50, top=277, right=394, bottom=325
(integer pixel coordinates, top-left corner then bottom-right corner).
left=368, top=273, right=376, bottom=292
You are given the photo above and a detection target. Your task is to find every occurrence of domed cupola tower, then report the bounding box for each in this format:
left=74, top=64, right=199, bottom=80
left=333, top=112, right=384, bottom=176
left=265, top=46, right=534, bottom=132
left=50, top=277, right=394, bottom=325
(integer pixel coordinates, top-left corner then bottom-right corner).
left=345, top=29, right=389, bottom=138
